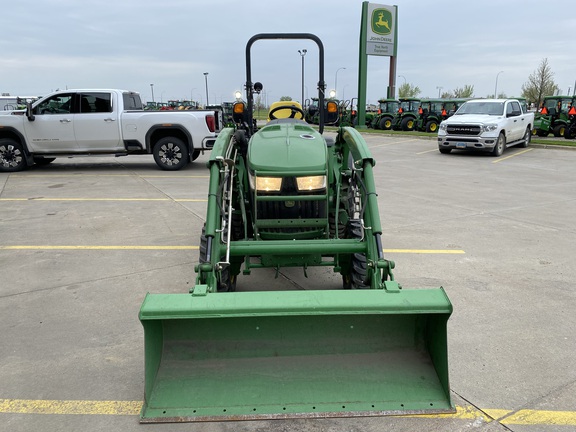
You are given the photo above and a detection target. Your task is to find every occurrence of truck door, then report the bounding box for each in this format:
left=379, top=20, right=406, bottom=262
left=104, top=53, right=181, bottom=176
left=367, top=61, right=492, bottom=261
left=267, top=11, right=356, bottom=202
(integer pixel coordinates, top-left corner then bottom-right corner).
left=74, top=92, right=121, bottom=151
left=23, top=93, right=77, bottom=152
left=506, top=101, right=523, bottom=141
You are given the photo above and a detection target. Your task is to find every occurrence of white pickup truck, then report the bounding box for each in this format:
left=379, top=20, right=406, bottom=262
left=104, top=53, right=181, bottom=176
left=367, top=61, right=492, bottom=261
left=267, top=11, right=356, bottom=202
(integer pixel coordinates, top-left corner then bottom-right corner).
left=0, top=89, right=219, bottom=171
left=437, top=99, right=534, bottom=156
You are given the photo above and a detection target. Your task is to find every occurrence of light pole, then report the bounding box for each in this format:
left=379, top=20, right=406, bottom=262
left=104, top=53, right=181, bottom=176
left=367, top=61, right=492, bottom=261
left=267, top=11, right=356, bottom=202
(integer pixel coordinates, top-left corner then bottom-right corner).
left=398, top=75, right=406, bottom=85
left=298, top=49, right=307, bottom=104
left=203, top=72, right=209, bottom=106
left=335, top=67, right=346, bottom=97
left=494, top=71, right=504, bottom=98
left=150, top=84, right=155, bottom=103
left=436, top=86, right=443, bottom=98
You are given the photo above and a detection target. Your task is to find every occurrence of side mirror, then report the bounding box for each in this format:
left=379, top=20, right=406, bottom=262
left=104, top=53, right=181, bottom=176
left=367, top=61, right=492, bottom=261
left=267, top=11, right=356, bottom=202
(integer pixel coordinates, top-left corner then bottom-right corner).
left=26, top=101, right=35, bottom=121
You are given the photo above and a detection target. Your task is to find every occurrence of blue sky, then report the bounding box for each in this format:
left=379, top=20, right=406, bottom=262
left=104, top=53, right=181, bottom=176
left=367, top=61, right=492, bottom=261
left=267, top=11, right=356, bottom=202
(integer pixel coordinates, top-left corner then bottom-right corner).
left=3, top=0, right=575, bottom=104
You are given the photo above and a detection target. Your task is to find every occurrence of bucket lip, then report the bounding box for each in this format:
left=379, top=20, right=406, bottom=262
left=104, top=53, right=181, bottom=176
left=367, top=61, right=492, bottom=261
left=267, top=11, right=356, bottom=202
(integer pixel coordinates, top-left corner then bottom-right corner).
left=140, top=406, right=457, bottom=423
left=139, top=288, right=453, bottom=320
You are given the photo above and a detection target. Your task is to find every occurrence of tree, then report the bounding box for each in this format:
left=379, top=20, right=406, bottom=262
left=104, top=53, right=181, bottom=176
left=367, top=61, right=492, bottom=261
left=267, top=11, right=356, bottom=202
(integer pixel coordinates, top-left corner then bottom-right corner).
left=521, top=58, right=559, bottom=107
left=453, top=85, right=474, bottom=98
left=280, top=96, right=292, bottom=101
left=398, top=83, right=421, bottom=98
left=441, top=85, right=474, bottom=99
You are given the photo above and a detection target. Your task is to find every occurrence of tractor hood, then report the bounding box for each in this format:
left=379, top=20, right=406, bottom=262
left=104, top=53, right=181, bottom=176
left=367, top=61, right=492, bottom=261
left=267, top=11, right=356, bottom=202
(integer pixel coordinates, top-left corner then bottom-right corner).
left=248, top=123, right=327, bottom=174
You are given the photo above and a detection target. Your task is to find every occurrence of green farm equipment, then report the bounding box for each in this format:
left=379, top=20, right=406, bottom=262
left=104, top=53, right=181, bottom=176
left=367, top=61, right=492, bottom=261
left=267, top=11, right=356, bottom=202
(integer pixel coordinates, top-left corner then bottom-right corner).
left=391, top=98, right=420, bottom=131
left=565, top=103, right=576, bottom=139
left=415, top=99, right=446, bottom=133
left=304, top=97, right=339, bottom=125
left=533, top=95, right=575, bottom=137
left=371, top=98, right=400, bottom=130
left=139, top=33, right=453, bottom=423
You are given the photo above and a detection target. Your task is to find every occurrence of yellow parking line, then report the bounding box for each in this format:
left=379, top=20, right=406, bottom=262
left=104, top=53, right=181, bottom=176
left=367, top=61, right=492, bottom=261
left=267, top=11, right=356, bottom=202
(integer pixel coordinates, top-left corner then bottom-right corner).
left=492, top=148, right=533, bottom=163
left=0, top=198, right=207, bottom=202
left=8, top=174, right=209, bottom=178
left=0, top=399, right=574, bottom=425
left=0, top=246, right=460, bottom=253
left=416, top=148, right=438, bottom=155
left=0, top=245, right=198, bottom=250
left=385, top=249, right=465, bottom=254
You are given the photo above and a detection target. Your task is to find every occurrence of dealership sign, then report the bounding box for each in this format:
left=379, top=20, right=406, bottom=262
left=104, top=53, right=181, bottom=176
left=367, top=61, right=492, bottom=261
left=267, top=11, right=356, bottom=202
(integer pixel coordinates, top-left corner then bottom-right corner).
left=365, top=3, right=397, bottom=56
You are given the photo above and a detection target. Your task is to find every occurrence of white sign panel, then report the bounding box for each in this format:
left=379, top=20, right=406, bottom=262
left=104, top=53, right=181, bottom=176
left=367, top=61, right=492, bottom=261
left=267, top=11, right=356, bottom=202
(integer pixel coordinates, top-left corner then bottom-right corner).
left=366, top=3, right=397, bottom=56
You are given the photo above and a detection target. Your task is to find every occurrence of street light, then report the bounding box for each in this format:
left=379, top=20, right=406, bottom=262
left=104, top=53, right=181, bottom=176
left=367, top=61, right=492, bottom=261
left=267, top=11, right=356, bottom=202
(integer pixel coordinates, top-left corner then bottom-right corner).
left=150, top=84, right=155, bottom=103
left=298, top=49, right=307, bottom=104
left=494, top=71, right=504, bottom=98
left=335, top=67, right=346, bottom=97
left=203, top=72, right=209, bottom=106
left=436, top=86, right=443, bottom=98
left=398, top=75, right=406, bottom=85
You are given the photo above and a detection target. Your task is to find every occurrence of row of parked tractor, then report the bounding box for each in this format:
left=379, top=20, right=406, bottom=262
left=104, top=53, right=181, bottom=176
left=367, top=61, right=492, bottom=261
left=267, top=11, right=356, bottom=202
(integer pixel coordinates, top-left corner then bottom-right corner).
left=303, top=95, right=576, bottom=139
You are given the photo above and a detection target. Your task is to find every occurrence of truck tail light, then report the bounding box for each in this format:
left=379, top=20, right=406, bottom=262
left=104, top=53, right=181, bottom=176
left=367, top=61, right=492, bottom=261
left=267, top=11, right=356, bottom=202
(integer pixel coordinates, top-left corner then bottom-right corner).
left=205, top=115, right=216, bottom=132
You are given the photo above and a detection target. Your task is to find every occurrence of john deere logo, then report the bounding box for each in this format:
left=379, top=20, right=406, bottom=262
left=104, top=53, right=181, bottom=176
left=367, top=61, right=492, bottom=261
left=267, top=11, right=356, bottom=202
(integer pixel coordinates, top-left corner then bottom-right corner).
left=371, top=8, right=392, bottom=35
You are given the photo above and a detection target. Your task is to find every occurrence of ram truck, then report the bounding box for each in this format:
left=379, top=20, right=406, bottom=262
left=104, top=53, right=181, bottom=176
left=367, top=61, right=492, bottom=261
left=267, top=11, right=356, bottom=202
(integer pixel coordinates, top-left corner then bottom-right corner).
left=437, top=98, right=534, bottom=156
left=0, top=89, right=219, bottom=171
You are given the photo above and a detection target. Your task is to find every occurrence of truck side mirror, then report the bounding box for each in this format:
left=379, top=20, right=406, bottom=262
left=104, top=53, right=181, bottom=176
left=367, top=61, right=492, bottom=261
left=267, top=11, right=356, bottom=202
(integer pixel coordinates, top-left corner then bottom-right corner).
left=26, top=101, right=35, bottom=121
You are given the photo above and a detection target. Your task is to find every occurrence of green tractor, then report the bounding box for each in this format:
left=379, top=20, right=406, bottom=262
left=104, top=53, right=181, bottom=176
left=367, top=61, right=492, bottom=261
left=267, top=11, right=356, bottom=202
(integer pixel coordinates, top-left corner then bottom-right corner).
left=304, top=97, right=339, bottom=125
left=564, top=102, right=576, bottom=139
left=139, top=33, right=453, bottom=423
left=371, top=98, right=400, bottom=130
left=415, top=99, right=446, bottom=133
left=533, top=95, right=575, bottom=137
left=391, top=97, right=420, bottom=131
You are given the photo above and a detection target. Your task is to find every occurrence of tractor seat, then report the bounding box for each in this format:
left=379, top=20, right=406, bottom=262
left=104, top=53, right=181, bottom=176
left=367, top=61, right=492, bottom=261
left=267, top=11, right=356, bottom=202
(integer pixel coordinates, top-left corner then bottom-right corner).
left=268, top=101, right=305, bottom=121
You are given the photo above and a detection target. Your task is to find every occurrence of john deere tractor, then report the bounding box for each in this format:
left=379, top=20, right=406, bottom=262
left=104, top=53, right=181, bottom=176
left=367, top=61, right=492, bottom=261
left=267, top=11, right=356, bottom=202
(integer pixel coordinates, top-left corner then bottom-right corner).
left=391, top=97, right=420, bottom=131
left=565, top=102, right=576, bottom=139
left=533, top=95, right=575, bottom=137
left=371, top=98, right=400, bottom=130
left=415, top=99, right=446, bottom=133
left=139, top=33, right=453, bottom=423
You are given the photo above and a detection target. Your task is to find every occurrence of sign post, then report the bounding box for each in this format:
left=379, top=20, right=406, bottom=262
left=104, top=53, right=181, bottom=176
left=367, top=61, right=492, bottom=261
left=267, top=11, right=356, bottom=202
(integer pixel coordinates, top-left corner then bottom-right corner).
left=357, top=2, right=398, bottom=128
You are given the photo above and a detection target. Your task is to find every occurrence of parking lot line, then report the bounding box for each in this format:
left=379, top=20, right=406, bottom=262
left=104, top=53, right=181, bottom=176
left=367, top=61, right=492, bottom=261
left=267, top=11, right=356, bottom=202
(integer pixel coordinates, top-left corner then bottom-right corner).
left=0, top=398, right=574, bottom=425
left=492, top=148, right=533, bottom=163
left=7, top=174, right=209, bottom=178
left=0, top=245, right=198, bottom=250
left=0, top=198, right=207, bottom=202
left=0, top=245, right=463, bottom=253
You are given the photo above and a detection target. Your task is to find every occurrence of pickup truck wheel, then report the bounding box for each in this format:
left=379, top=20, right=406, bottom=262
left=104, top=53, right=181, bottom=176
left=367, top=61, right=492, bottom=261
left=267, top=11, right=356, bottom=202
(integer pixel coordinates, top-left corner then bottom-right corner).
left=153, top=137, right=188, bottom=170
left=492, top=133, right=505, bottom=156
left=0, top=139, right=27, bottom=172
left=519, top=127, right=531, bottom=148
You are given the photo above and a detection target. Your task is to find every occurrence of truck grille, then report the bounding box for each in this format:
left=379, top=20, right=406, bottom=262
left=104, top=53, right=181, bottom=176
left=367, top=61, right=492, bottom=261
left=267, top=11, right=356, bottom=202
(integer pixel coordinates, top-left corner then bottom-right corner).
left=446, top=125, right=481, bottom=135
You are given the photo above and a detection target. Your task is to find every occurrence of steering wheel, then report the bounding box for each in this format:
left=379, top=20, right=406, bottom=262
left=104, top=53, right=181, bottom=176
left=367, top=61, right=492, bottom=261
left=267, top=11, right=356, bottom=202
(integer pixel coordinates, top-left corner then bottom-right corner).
left=268, top=105, right=305, bottom=120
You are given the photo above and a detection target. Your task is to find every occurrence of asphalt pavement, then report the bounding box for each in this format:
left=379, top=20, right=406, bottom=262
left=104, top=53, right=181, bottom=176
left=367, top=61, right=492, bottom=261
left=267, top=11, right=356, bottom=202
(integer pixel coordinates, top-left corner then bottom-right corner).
left=1, top=134, right=575, bottom=431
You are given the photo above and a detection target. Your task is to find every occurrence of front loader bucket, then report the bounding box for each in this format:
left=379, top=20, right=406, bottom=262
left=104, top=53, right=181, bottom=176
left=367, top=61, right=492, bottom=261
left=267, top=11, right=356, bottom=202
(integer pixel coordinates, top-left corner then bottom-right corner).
left=139, top=288, right=453, bottom=423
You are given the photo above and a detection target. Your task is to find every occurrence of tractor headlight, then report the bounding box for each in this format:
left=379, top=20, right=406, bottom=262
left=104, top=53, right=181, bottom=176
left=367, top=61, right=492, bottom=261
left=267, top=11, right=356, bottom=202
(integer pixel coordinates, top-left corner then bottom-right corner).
left=296, top=175, right=326, bottom=191
left=249, top=173, right=283, bottom=192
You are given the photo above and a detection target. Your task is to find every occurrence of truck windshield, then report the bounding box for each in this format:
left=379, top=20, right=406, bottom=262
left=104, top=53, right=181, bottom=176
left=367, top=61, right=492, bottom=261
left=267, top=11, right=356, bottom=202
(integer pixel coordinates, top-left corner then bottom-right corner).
left=456, top=101, right=504, bottom=116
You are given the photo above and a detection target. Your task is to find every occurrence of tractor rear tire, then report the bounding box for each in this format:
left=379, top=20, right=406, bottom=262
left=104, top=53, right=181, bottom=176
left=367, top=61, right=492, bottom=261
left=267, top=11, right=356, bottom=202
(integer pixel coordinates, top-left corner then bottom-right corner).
left=553, top=124, right=565, bottom=138
left=379, top=117, right=392, bottom=130
left=425, top=120, right=438, bottom=133
left=401, top=116, right=415, bottom=131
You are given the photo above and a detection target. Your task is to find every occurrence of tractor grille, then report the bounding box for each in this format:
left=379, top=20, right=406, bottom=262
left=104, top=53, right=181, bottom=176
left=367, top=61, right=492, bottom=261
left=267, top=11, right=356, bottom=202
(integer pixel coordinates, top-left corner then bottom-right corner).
left=256, top=199, right=326, bottom=234
left=446, top=124, right=481, bottom=135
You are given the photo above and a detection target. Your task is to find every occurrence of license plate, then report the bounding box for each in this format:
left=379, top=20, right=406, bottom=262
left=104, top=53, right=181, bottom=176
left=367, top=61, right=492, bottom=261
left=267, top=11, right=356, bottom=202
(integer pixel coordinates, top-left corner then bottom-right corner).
left=456, top=142, right=467, bottom=149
